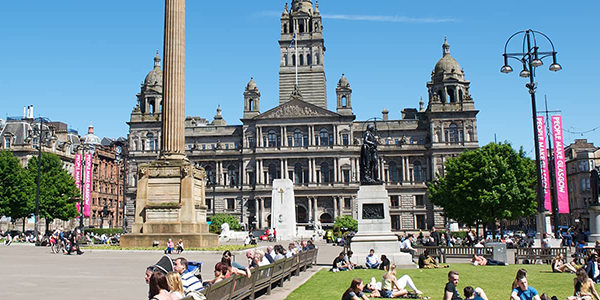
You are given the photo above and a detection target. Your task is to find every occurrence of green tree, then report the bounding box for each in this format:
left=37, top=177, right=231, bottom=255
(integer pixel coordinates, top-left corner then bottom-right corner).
left=0, top=150, right=34, bottom=228
left=428, top=142, right=537, bottom=227
left=209, top=213, right=241, bottom=233
left=27, top=152, right=79, bottom=231
left=333, top=215, right=358, bottom=232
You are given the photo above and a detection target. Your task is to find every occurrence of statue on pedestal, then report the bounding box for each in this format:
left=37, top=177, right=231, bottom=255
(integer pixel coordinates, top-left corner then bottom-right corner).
left=360, top=124, right=380, bottom=185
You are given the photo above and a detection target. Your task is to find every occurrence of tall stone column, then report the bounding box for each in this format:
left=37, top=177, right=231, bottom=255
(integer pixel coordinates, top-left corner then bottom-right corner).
left=161, top=0, right=186, bottom=160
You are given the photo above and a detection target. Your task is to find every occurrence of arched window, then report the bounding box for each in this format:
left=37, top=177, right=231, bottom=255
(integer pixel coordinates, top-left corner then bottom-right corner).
left=342, top=96, right=347, bottom=108
left=283, top=54, right=288, bottom=67
left=296, top=205, right=307, bottom=223
left=248, top=98, right=254, bottom=111
left=294, top=129, right=302, bottom=147
left=299, top=54, right=304, bottom=66
left=414, top=161, right=424, bottom=182
left=294, top=163, right=303, bottom=184
left=447, top=124, right=459, bottom=143
left=319, top=128, right=329, bottom=146
left=283, top=23, right=288, bottom=34
left=268, top=130, right=277, bottom=148
left=320, top=213, right=333, bottom=223
left=389, top=162, right=401, bottom=183
left=321, top=162, right=332, bottom=183
left=307, top=54, right=312, bottom=65
left=447, top=88, right=455, bottom=103
left=292, top=54, right=296, bottom=66
left=147, top=133, right=157, bottom=151
left=228, top=165, right=237, bottom=186
left=268, top=163, right=279, bottom=183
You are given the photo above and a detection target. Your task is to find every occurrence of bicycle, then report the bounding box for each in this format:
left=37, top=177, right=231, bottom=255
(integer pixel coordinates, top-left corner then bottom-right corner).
left=51, top=239, right=66, bottom=254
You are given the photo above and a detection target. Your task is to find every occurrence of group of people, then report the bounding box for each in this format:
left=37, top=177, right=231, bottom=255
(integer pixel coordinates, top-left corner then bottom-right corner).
left=164, top=238, right=184, bottom=254
left=342, top=264, right=425, bottom=299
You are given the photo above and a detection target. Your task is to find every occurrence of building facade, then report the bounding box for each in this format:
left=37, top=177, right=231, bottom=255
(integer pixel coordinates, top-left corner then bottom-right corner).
left=125, top=0, right=479, bottom=234
left=0, top=107, right=126, bottom=231
left=565, top=139, right=600, bottom=230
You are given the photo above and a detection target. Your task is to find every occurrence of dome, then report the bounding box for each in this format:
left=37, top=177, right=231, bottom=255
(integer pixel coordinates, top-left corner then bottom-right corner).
left=246, top=77, right=257, bottom=90
left=338, top=73, right=350, bottom=87
left=433, top=38, right=462, bottom=75
left=82, top=124, right=101, bottom=148
left=144, top=52, right=162, bottom=87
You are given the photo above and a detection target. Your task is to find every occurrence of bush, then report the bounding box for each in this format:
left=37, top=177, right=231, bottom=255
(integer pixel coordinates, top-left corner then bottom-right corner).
left=333, top=215, right=358, bottom=233
left=209, top=213, right=241, bottom=234
left=84, top=228, right=123, bottom=235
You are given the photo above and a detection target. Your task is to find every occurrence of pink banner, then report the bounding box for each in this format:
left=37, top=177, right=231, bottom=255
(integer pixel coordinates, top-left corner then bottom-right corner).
left=83, top=153, right=92, bottom=217
left=74, top=153, right=82, bottom=215
left=536, top=116, right=552, bottom=211
left=551, top=115, right=569, bottom=214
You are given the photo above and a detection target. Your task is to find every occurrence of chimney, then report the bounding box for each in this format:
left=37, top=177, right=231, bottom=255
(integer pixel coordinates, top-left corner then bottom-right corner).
left=28, top=105, right=34, bottom=119
left=382, top=108, right=389, bottom=121
left=23, top=106, right=27, bottom=118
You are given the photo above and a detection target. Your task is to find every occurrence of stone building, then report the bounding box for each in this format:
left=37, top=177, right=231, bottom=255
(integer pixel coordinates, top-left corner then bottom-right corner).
left=125, top=1, right=479, bottom=234
left=565, top=139, right=600, bottom=230
left=0, top=107, right=127, bottom=231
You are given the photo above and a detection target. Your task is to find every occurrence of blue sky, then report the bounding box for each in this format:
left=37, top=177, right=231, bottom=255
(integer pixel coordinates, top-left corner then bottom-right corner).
left=1, top=1, right=599, bottom=155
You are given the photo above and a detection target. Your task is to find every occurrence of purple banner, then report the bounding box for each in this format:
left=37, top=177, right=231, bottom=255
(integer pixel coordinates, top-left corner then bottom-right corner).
left=551, top=115, right=569, bottom=214
left=83, top=153, right=92, bottom=217
left=536, top=117, right=552, bottom=211
left=74, top=153, right=82, bottom=215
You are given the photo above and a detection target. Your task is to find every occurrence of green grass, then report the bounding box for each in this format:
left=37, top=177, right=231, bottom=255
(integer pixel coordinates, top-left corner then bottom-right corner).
left=287, top=264, right=577, bottom=300
left=81, top=244, right=256, bottom=251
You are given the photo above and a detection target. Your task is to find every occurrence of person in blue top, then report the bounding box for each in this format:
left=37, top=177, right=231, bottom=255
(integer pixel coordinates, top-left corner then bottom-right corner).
left=511, top=275, right=541, bottom=300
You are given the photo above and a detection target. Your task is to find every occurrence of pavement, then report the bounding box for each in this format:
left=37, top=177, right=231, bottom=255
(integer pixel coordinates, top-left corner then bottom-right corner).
left=0, top=240, right=524, bottom=300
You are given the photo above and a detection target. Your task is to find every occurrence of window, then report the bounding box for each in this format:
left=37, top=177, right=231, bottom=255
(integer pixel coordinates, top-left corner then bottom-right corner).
left=319, top=129, right=329, bottom=146
left=582, top=178, right=591, bottom=191
left=580, top=161, right=590, bottom=172
left=416, top=215, right=426, bottom=230
left=4, top=136, right=10, bottom=149
left=307, top=54, right=312, bottom=65
left=205, top=166, right=214, bottom=184
left=227, top=199, right=235, bottom=210
left=292, top=54, right=296, bottom=66
left=294, top=129, right=303, bottom=147
left=320, top=162, right=332, bottom=183
left=413, top=161, right=425, bottom=182
left=268, top=164, right=279, bottom=183
left=248, top=137, right=255, bottom=148
left=343, top=170, right=350, bottom=183
left=294, top=163, right=303, bottom=184
left=228, top=165, right=237, bottom=186
left=205, top=199, right=212, bottom=210
left=287, top=136, right=292, bottom=147
left=344, top=198, right=351, bottom=209
left=389, top=162, right=401, bottom=183
left=299, top=54, right=304, bottom=66
left=415, top=195, right=425, bottom=207
left=390, top=195, right=399, bottom=208
left=303, top=135, right=309, bottom=147
left=342, top=96, right=347, bottom=107
left=268, top=130, right=277, bottom=148
left=342, top=134, right=349, bottom=146
left=445, top=124, right=463, bottom=144
left=225, top=144, right=229, bottom=150
left=391, top=215, right=401, bottom=230
left=248, top=170, right=255, bottom=185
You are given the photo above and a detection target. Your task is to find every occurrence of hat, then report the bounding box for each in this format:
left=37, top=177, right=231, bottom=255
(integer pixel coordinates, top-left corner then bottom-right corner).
left=153, top=255, right=174, bottom=274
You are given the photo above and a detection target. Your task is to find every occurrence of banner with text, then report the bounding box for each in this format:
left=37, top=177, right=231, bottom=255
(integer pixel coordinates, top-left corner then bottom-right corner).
left=551, top=115, right=569, bottom=213
left=536, top=116, right=552, bottom=211
left=83, top=153, right=92, bottom=217
left=74, top=153, right=82, bottom=215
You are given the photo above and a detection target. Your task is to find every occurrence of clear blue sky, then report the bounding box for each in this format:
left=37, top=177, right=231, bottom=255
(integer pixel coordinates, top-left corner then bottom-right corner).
left=2, top=1, right=599, bottom=155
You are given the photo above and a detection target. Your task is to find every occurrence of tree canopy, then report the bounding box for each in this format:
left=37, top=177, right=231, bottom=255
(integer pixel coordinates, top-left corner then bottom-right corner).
left=428, top=142, right=537, bottom=227
left=209, top=213, right=241, bottom=233
left=333, top=215, right=358, bottom=232
left=0, top=150, right=34, bottom=221
left=26, top=152, right=79, bottom=225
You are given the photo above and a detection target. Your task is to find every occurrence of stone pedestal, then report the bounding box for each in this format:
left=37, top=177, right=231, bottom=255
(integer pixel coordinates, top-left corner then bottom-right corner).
left=350, top=185, right=413, bottom=267
left=121, top=160, right=218, bottom=247
left=533, top=211, right=552, bottom=247
left=271, top=179, right=296, bottom=241
left=588, top=206, right=600, bottom=244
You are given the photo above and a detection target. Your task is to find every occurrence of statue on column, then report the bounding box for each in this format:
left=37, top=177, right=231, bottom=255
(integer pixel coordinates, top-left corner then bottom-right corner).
left=360, top=124, right=380, bottom=185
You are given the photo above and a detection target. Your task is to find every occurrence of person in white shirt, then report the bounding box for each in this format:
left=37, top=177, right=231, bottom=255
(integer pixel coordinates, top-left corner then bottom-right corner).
left=366, top=249, right=380, bottom=269
left=400, top=235, right=416, bottom=255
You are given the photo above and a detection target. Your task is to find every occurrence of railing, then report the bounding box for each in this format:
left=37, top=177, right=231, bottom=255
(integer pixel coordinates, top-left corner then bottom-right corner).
left=201, top=248, right=318, bottom=300
left=514, top=247, right=566, bottom=264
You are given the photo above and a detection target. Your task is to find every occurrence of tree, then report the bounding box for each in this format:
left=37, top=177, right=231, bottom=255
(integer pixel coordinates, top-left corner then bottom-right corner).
left=27, top=152, right=79, bottom=231
left=0, top=150, right=34, bottom=229
left=333, top=215, right=358, bottom=232
left=428, top=142, right=537, bottom=228
left=209, top=213, right=241, bottom=233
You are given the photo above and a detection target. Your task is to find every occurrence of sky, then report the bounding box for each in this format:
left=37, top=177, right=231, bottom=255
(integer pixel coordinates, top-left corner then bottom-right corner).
left=1, top=1, right=599, bottom=156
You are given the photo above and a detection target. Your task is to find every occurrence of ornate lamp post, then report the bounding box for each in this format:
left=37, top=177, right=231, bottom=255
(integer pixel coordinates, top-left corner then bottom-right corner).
left=501, top=29, right=562, bottom=238
left=27, top=117, right=56, bottom=241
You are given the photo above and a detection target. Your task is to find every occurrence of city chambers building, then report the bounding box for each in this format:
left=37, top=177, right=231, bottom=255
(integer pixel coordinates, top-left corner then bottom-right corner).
left=125, top=1, right=479, bottom=234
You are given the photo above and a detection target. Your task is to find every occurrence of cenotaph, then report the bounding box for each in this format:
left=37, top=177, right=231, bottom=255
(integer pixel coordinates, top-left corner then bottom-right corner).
left=350, top=124, right=412, bottom=266
left=121, top=0, right=217, bottom=247
left=271, top=179, right=297, bottom=241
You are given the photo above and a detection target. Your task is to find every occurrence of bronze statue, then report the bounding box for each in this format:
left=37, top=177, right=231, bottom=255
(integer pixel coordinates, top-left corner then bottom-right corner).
left=360, top=124, right=380, bottom=185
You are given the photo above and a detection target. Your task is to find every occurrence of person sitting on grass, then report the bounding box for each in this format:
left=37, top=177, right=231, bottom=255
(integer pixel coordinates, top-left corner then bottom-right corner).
left=553, top=253, right=577, bottom=273
left=471, top=254, right=507, bottom=266
left=418, top=249, right=448, bottom=269
left=366, top=249, right=380, bottom=269
left=463, top=286, right=488, bottom=300
left=379, top=254, right=391, bottom=271
left=342, top=278, right=370, bottom=300
left=567, top=268, right=600, bottom=300
left=444, top=270, right=488, bottom=300
left=380, top=263, right=423, bottom=298
left=345, top=250, right=357, bottom=270
left=332, top=251, right=350, bottom=272
left=511, top=274, right=541, bottom=300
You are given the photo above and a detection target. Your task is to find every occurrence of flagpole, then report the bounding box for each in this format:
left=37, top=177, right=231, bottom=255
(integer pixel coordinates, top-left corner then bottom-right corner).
left=295, top=34, right=298, bottom=85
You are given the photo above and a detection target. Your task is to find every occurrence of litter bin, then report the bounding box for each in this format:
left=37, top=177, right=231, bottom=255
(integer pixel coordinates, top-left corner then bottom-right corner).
left=487, top=242, right=507, bottom=263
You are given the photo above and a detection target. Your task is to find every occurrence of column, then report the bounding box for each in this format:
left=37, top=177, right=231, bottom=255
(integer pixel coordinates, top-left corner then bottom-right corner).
left=284, top=159, right=288, bottom=179
left=313, top=197, right=318, bottom=222
left=312, top=159, right=317, bottom=183
left=283, top=126, right=287, bottom=147
left=309, top=126, right=314, bottom=145
left=257, top=127, right=262, bottom=147
left=308, top=158, right=313, bottom=183
left=160, top=0, right=186, bottom=158
left=280, top=126, right=285, bottom=147
left=307, top=196, right=313, bottom=223
left=258, top=198, right=264, bottom=228
left=257, top=159, right=262, bottom=184
left=333, top=197, right=338, bottom=218
left=334, top=125, right=338, bottom=145
left=280, top=159, right=284, bottom=179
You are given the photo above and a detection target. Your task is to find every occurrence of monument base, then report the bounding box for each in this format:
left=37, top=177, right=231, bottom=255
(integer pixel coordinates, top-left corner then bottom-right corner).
left=351, top=185, right=414, bottom=268
left=588, top=206, right=600, bottom=244
left=121, top=233, right=218, bottom=248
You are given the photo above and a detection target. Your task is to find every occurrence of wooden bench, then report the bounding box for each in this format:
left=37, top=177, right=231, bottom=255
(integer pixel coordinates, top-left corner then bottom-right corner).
left=514, top=247, right=567, bottom=264
left=413, top=246, right=443, bottom=263
left=413, top=246, right=492, bottom=263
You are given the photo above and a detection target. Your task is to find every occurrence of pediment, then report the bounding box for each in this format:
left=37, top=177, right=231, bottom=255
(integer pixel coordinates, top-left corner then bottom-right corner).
left=254, top=99, right=340, bottom=119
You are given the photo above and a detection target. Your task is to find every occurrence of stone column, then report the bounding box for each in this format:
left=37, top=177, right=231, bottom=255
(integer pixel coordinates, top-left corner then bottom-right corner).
left=333, top=197, right=338, bottom=218
left=307, top=196, right=312, bottom=222
left=161, top=0, right=186, bottom=160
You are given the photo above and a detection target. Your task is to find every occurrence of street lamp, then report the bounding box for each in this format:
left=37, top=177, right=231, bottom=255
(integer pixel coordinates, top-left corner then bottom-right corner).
left=501, top=29, right=561, bottom=238
left=26, top=117, right=56, bottom=241
left=77, top=124, right=101, bottom=229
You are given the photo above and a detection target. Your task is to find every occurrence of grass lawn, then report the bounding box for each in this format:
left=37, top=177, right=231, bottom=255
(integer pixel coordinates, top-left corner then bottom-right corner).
left=287, top=264, right=580, bottom=300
